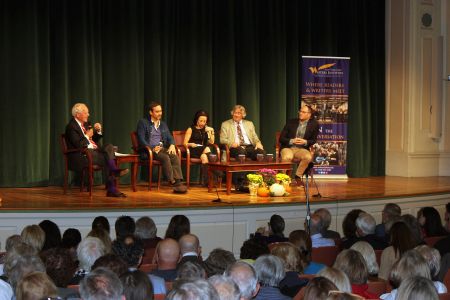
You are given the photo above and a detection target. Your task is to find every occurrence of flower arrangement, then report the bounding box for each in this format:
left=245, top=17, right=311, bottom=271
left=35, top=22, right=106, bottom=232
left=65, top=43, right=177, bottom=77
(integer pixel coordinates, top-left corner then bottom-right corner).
left=247, top=173, right=263, bottom=185
left=259, top=168, right=277, bottom=186
left=276, top=173, right=291, bottom=184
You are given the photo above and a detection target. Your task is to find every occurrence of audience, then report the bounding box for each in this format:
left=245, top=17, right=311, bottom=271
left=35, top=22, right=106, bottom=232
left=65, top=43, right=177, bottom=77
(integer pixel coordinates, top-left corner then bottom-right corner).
left=166, top=279, right=219, bottom=300
left=254, top=214, right=289, bottom=244
left=303, top=277, right=338, bottom=300
left=20, top=225, right=45, bottom=253
left=91, top=253, right=128, bottom=278
left=70, top=236, right=106, bottom=284
left=415, top=245, right=447, bottom=292
left=165, top=215, right=191, bottom=241
left=375, top=203, right=401, bottom=240
left=61, top=228, right=82, bottom=260
left=87, top=228, right=112, bottom=254
left=135, top=216, right=162, bottom=263
left=120, top=270, right=154, bottom=300
left=239, top=236, right=270, bottom=263
left=417, top=207, right=448, bottom=238
left=203, top=248, right=236, bottom=277
left=342, top=209, right=364, bottom=240
left=309, top=213, right=335, bottom=248
left=225, top=261, right=260, bottom=300
left=208, top=274, right=240, bottom=300
left=38, top=220, right=62, bottom=251
left=289, top=229, right=326, bottom=274
left=178, top=234, right=202, bottom=268
left=314, top=208, right=341, bottom=239
left=401, top=213, right=424, bottom=245
left=253, top=255, right=290, bottom=300
left=434, top=202, right=450, bottom=256
left=151, top=238, right=180, bottom=281
left=92, top=216, right=111, bottom=233
left=317, top=267, right=352, bottom=293
left=114, top=215, right=136, bottom=241
left=342, top=213, right=387, bottom=250
left=396, top=276, right=439, bottom=300
left=350, top=241, right=379, bottom=277
left=176, top=261, right=206, bottom=281
left=79, top=267, right=124, bottom=300
left=15, top=271, right=58, bottom=300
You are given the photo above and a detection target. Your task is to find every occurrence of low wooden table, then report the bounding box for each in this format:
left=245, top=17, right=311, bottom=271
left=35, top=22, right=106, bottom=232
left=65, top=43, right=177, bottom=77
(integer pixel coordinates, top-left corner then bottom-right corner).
left=207, top=160, right=293, bottom=195
left=115, top=154, right=139, bottom=192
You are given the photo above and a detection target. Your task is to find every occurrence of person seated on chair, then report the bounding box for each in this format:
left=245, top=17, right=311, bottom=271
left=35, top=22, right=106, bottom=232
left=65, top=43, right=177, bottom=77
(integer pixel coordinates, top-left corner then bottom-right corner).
left=308, top=213, right=335, bottom=248
left=220, top=104, right=265, bottom=160
left=136, top=101, right=186, bottom=192
left=279, top=105, right=319, bottom=185
left=65, top=103, right=128, bottom=198
left=184, top=110, right=217, bottom=185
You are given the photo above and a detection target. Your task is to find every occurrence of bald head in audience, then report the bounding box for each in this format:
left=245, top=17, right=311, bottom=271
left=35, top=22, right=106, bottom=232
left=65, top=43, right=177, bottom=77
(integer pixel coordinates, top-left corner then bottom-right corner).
left=155, top=238, right=180, bottom=270
left=179, top=234, right=200, bottom=255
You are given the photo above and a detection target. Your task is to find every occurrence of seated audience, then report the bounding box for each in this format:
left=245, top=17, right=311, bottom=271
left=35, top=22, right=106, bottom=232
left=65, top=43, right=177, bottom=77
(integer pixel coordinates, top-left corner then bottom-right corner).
left=79, top=267, right=124, bottom=300
left=15, top=271, right=58, bottom=300
left=415, top=245, right=447, bottom=292
left=302, top=277, right=338, bottom=300
left=438, top=252, right=450, bottom=282
left=350, top=241, right=379, bottom=277
left=112, top=234, right=144, bottom=269
left=178, top=234, right=202, bottom=268
left=270, top=242, right=308, bottom=297
left=0, top=235, right=22, bottom=275
left=120, top=270, right=154, bottom=300
left=434, top=202, right=450, bottom=256
left=289, top=229, right=326, bottom=274
left=203, top=248, right=236, bottom=277
left=317, top=267, right=352, bottom=293
left=166, top=279, right=219, bottom=300
left=314, top=208, right=341, bottom=239
left=253, top=255, right=290, bottom=300
left=176, top=261, right=206, bottom=281
left=92, top=216, right=111, bottom=233
left=39, top=220, right=62, bottom=251
left=208, top=275, right=240, bottom=300
left=61, top=228, right=82, bottom=261
left=239, top=236, right=270, bottom=263
left=87, top=228, right=112, bottom=254
left=70, top=236, right=106, bottom=284
left=308, top=213, right=335, bottom=248
left=151, top=238, right=180, bottom=281
left=375, top=203, right=401, bottom=241
left=379, top=221, right=417, bottom=280
left=417, top=207, right=448, bottom=237
left=135, top=216, right=162, bottom=254
left=401, top=214, right=424, bottom=245
left=165, top=215, right=191, bottom=241
left=20, top=225, right=45, bottom=253
left=254, top=214, right=289, bottom=245
left=91, top=253, right=128, bottom=278
left=342, top=213, right=387, bottom=250
left=333, top=249, right=377, bottom=299
left=342, top=209, right=365, bottom=241
left=225, top=261, right=260, bottom=300
left=396, top=276, right=439, bottom=300
left=114, top=215, right=136, bottom=242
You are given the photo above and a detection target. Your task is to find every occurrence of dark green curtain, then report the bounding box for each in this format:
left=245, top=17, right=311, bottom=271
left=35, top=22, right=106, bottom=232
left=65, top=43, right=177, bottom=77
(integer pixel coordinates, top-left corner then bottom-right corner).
left=0, top=0, right=385, bottom=187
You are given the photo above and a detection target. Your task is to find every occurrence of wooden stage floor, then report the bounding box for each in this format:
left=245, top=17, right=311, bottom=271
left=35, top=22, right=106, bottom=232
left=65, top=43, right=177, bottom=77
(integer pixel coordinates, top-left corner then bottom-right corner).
left=1, top=176, right=450, bottom=212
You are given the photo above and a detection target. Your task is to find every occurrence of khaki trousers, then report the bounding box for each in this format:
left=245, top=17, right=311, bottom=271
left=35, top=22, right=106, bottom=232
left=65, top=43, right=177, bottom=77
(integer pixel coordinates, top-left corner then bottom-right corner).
left=280, top=147, right=312, bottom=177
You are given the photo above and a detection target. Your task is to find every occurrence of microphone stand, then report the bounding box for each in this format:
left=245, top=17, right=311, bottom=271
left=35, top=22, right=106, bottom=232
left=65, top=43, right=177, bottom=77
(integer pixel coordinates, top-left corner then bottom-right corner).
left=305, top=173, right=311, bottom=235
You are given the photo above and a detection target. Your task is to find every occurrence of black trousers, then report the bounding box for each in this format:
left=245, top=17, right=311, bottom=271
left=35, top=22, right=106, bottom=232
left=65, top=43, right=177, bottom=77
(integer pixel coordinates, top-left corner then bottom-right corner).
left=229, top=145, right=266, bottom=160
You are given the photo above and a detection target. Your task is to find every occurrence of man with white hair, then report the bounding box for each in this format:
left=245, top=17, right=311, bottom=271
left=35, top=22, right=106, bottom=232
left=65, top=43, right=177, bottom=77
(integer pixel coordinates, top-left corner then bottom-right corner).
left=70, top=237, right=106, bottom=284
left=253, top=255, right=290, bottom=300
left=79, top=267, right=124, bottom=300
left=208, top=275, right=241, bottom=300
left=314, top=208, right=341, bottom=239
left=308, top=213, right=335, bottom=248
left=375, top=203, right=401, bottom=240
left=225, top=261, right=260, bottom=300
left=342, top=213, right=388, bottom=250
left=65, top=103, right=128, bottom=197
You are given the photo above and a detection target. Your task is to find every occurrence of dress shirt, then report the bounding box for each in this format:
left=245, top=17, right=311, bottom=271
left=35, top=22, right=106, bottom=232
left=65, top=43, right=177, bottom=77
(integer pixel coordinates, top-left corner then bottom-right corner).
left=310, top=233, right=335, bottom=248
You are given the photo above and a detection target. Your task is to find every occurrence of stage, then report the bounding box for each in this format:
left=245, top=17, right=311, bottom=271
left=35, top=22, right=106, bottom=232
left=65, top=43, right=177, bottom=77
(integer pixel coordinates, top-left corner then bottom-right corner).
left=0, top=176, right=449, bottom=256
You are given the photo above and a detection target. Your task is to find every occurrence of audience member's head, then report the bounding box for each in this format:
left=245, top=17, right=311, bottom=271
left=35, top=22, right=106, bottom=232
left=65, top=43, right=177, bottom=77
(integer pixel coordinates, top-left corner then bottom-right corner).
left=355, top=213, right=376, bottom=237
left=91, top=253, right=128, bottom=278
left=350, top=241, right=379, bottom=276
left=77, top=237, right=106, bottom=272
left=179, top=234, right=200, bottom=255
left=415, top=245, right=441, bottom=280
left=112, top=235, right=144, bottom=268
left=155, top=238, right=180, bottom=270
left=15, top=271, right=58, bottom=300
left=314, top=208, right=333, bottom=232
left=38, top=220, right=62, bottom=251
left=20, top=225, right=46, bottom=252
left=303, top=277, right=338, bottom=300
left=401, top=214, right=423, bottom=245
left=165, top=215, right=191, bottom=241
left=5, top=235, right=22, bottom=252
left=208, top=275, right=240, bottom=300
left=289, top=229, right=312, bottom=266
left=166, top=279, right=220, bottom=300
left=326, top=291, right=365, bottom=300
left=120, top=270, right=153, bottom=300
left=177, top=261, right=206, bottom=281
left=317, top=267, right=352, bottom=293
left=203, top=248, right=236, bottom=277
left=342, top=209, right=364, bottom=239
left=445, top=202, right=450, bottom=232
left=270, top=242, right=303, bottom=273
left=308, top=213, right=324, bottom=235
left=382, top=203, right=401, bottom=223
left=135, top=216, right=158, bottom=240
left=396, top=276, right=439, bottom=300
left=239, top=237, right=269, bottom=260
left=253, top=255, right=285, bottom=288
left=61, top=228, right=82, bottom=250
left=40, top=247, right=78, bottom=287
left=333, top=249, right=368, bottom=285
left=87, top=228, right=112, bottom=253
left=388, top=249, right=430, bottom=289
left=92, top=216, right=111, bottom=233
left=4, top=242, right=45, bottom=289
left=389, top=221, right=417, bottom=257
left=225, top=261, right=259, bottom=300
left=114, top=215, right=136, bottom=241
left=269, top=214, right=285, bottom=237
left=417, top=207, right=447, bottom=237
left=79, top=267, right=124, bottom=300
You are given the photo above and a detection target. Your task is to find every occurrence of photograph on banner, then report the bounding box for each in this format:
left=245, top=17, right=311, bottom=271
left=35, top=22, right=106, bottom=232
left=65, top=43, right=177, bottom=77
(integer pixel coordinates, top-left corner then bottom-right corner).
left=312, top=141, right=347, bottom=175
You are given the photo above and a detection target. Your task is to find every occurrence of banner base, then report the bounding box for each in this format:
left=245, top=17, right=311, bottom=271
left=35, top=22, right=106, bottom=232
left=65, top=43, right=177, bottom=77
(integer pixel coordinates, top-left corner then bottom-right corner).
left=313, top=174, right=348, bottom=180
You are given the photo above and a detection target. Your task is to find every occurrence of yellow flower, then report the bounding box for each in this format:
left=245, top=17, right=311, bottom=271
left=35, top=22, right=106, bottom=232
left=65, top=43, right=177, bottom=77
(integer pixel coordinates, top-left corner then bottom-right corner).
left=276, top=173, right=291, bottom=183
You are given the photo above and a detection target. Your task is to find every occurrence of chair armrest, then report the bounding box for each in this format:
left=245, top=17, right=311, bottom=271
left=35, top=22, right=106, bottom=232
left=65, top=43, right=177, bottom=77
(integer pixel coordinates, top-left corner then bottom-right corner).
left=209, top=143, right=221, bottom=161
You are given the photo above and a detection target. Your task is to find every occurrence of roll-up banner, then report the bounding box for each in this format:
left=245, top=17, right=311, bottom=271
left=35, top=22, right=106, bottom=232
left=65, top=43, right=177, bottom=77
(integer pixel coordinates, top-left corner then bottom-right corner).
left=301, top=56, right=350, bottom=178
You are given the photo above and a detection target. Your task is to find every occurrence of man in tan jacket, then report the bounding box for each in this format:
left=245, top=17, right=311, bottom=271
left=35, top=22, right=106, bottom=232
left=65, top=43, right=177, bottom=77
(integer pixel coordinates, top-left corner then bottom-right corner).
left=220, top=105, right=265, bottom=160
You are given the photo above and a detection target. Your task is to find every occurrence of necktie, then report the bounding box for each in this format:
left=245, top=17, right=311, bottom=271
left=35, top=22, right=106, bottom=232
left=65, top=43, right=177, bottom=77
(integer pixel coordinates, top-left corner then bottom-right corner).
left=82, top=125, right=98, bottom=149
left=236, top=123, right=245, bottom=145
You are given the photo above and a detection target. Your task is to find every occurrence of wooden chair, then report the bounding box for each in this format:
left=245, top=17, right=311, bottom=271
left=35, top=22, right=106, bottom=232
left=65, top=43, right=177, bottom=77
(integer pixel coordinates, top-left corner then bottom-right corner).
left=444, top=267, right=450, bottom=291
left=130, top=131, right=162, bottom=190
left=172, top=130, right=220, bottom=188
left=138, top=263, right=158, bottom=273
left=60, top=134, right=104, bottom=196
left=440, top=293, right=450, bottom=300
left=154, top=294, right=165, bottom=300
left=311, top=246, right=340, bottom=267
left=424, top=235, right=446, bottom=247
left=367, top=280, right=387, bottom=297
left=141, top=247, right=157, bottom=265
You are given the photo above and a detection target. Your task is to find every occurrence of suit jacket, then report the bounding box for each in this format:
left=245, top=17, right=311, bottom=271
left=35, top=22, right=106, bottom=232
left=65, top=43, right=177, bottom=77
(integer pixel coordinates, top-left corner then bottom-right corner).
left=279, top=118, right=319, bottom=150
left=220, top=119, right=261, bottom=147
left=65, top=118, right=102, bottom=171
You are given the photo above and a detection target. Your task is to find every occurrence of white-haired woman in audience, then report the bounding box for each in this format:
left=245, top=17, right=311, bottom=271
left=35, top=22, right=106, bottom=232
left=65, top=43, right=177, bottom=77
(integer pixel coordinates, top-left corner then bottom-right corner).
left=415, top=245, right=447, bottom=292
left=350, top=241, right=379, bottom=278
left=253, top=255, right=291, bottom=300
left=396, top=276, right=439, bottom=300
left=69, top=236, right=106, bottom=285
left=318, top=267, right=352, bottom=293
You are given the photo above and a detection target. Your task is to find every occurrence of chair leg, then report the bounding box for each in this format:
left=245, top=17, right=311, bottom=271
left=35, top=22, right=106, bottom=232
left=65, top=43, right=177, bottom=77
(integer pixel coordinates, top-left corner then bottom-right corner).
left=186, top=162, right=190, bottom=188
left=157, top=166, right=162, bottom=190
left=148, top=161, right=153, bottom=191
left=89, top=170, right=93, bottom=197
left=81, top=170, right=85, bottom=192
left=63, top=168, right=68, bottom=194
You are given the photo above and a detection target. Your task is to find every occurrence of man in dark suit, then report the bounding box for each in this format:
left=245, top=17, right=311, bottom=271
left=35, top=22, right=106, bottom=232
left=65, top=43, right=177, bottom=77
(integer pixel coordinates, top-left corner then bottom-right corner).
left=65, top=103, right=128, bottom=197
left=177, top=234, right=202, bottom=268
left=279, top=105, right=319, bottom=183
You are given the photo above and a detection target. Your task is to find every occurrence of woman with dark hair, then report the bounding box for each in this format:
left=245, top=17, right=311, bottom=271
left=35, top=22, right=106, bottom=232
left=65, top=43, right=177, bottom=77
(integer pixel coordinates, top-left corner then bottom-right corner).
left=165, top=215, right=190, bottom=241
left=342, top=209, right=365, bottom=240
left=39, top=220, right=62, bottom=251
left=417, top=207, right=448, bottom=237
left=379, top=221, right=417, bottom=280
left=120, top=270, right=154, bottom=300
left=92, top=216, right=111, bottom=233
left=289, top=230, right=325, bottom=274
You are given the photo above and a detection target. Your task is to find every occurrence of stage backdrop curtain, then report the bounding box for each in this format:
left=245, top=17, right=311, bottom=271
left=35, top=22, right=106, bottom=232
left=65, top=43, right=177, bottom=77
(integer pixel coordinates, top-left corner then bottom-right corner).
left=0, top=0, right=385, bottom=187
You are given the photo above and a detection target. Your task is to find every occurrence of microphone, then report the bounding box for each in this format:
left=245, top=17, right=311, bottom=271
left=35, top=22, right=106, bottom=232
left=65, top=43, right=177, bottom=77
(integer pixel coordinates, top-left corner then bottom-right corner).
left=212, top=183, right=222, bottom=203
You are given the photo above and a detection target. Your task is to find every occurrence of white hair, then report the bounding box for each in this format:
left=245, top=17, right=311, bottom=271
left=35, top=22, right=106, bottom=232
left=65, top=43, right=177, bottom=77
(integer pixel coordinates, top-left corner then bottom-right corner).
left=317, top=267, right=352, bottom=293
left=225, top=261, right=258, bottom=300
left=72, top=103, right=87, bottom=117
left=350, top=241, right=379, bottom=275
left=253, top=255, right=285, bottom=287
left=230, top=105, right=246, bottom=118
left=77, top=237, right=106, bottom=271
left=355, top=213, right=376, bottom=235
left=396, top=276, right=439, bottom=300
left=415, top=245, right=441, bottom=278
left=208, top=275, right=240, bottom=300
